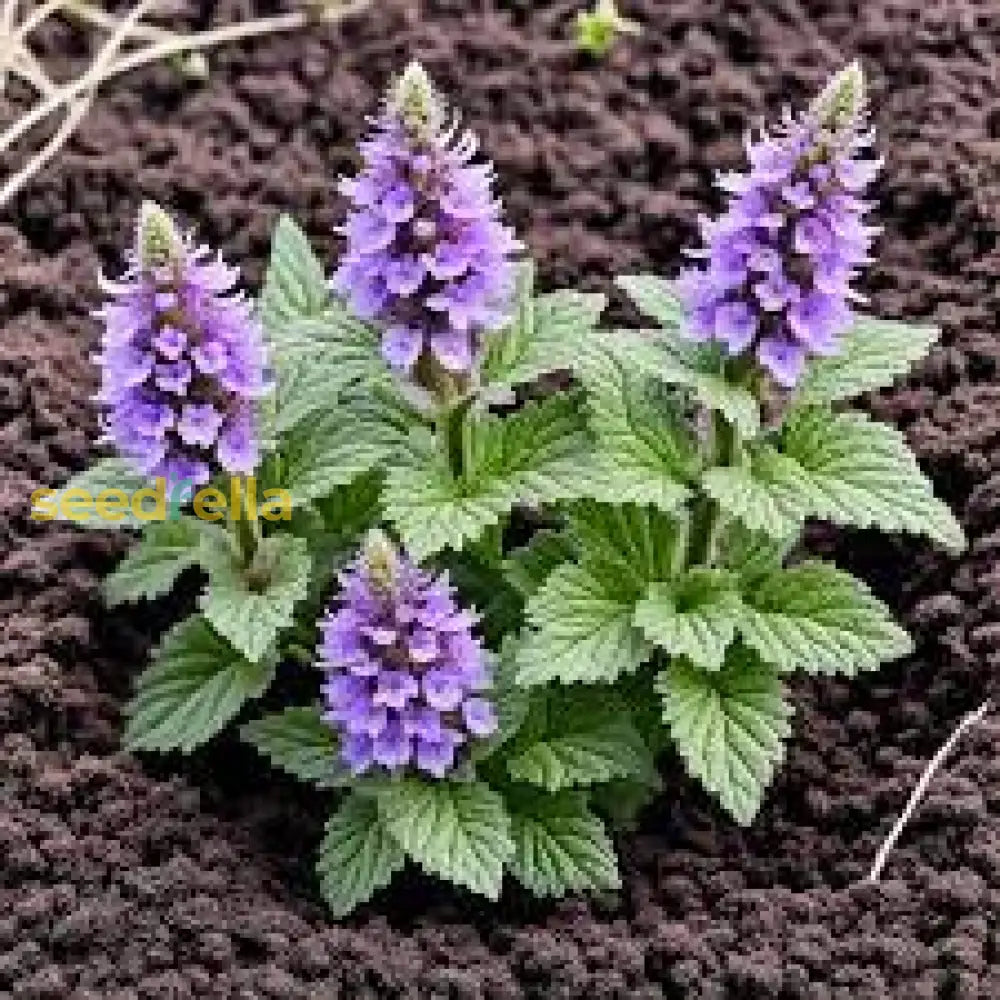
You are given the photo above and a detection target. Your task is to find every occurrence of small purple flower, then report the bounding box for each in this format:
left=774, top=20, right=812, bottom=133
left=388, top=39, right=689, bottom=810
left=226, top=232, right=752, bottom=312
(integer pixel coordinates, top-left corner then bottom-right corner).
left=678, top=62, right=880, bottom=387
left=334, top=61, right=519, bottom=381
left=318, top=532, right=498, bottom=780
left=96, top=202, right=269, bottom=488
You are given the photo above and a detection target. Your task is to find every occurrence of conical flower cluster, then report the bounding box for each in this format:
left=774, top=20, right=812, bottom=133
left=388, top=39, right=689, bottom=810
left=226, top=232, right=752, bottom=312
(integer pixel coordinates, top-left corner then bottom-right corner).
left=334, top=62, right=519, bottom=378
left=96, top=203, right=268, bottom=488
left=318, top=533, right=498, bottom=779
left=678, top=63, right=880, bottom=386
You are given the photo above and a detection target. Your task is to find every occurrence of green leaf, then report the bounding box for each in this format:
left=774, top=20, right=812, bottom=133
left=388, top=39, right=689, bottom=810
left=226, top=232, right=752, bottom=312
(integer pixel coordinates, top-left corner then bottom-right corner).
left=259, top=215, right=329, bottom=332
left=599, top=328, right=760, bottom=437
left=35, top=458, right=150, bottom=529
left=241, top=705, right=349, bottom=788
left=199, top=533, right=311, bottom=663
left=507, top=790, right=620, bottom=898
left=503, top=530, right=576, bottom=599
left=482, top=262, right=606, bottom=393
left=282, top=409, right=395, bottom=507
left=703, top=408, right=966, bottom=552
left=657, top=648, right=791, bottom=825
left=506, top=712, right=651, bottom=792
left=796, top=316, right=939, bottom=405
left=376, top=780, right=513, bottom=900
left=271, top=337, right=381, bottom=437
left=634, top=570, right=743, bottom=671
left=124, top=616, right=276, bottom=753
left=737, top=561, right=912, bottom=675
left=615, top=274, right=684, bottom=331
left=575, top=347, right=696, bottom=513
left=717, top=522, right=794, bottom=585
left=317, top=793, right=405, bottom=918
left=514, top=504, right=682, bottom=687
left=384, top=394, right=589, bottom=561
left=103, top=518, right=205, bottom=606
left=515, top=562, right=650, bottom=686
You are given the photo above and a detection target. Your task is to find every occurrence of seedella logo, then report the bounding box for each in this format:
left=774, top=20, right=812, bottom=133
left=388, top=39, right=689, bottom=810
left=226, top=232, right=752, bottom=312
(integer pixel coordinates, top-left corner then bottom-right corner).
left=30, top=477, right=292, bottom=523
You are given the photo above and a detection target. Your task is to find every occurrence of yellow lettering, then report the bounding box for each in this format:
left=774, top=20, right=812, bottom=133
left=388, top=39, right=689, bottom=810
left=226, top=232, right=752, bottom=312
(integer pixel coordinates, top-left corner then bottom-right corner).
left=29, top=488, right=57, bottom=520
left=260, top=489, right=292, bottom=522
left=194, top=487, right=226, bottom=521
left=132, top=478, right=166, bottom=521
left=60, top=487, right=93, bottom=522
left=96, top=488, right=129, bottom=521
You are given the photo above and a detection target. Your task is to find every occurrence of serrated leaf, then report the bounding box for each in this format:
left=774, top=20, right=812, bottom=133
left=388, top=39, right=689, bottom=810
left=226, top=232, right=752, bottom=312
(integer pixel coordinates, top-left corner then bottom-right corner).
left=259, top=215, right=329, bottom=332
left=317, top=793, right=405, bottom=917
left=615, top=274, right=684, bottom=331
left=384, top=394, right=590, bottom=561
left=598, top=327, right=760, bottom=437
left=703, top=408, right=966, bottom=552
left=796, top=316, right=939, bottom=405
left=241, top=705, right=349, bottom=788
left=657, top=648, right=791, bottom=825
left=282, top=410, right=396, bottom=507
left=515, top=562, right=650, bottom=686
left=35, top=458, right=150, bottom=529
left=103, top=518, right=206, bottom=606
left=504, top=530, right=577, bottom=599
left=717, top=522, right=794, bottom=585
left=634, top=571, right=742, bottom=671
left=376, top=780, right=513, bottom=900
left=506, top=714, right=650, bottom=791
left=575, top=347, right=696, bottom=513
left=124, top=616, right=276, bottom=753
left=566, top=501, right=681, bottom=585
left=737, top=561, right=912, bottom=675
left=199, top=533, right=311, bottom=663
left=482, top=261, right=606, bottom=392
left=507, top=790, right=620, bottom=898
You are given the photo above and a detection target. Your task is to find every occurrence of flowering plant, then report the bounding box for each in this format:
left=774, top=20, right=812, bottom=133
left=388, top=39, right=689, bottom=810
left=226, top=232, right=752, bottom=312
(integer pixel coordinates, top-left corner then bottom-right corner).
left=48, top=62, right=963, bottom=915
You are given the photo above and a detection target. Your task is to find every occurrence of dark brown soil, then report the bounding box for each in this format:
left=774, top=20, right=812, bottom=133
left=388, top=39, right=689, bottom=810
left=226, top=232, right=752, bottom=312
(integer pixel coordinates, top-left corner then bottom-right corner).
left=3, top=0, right=1000, bottom=996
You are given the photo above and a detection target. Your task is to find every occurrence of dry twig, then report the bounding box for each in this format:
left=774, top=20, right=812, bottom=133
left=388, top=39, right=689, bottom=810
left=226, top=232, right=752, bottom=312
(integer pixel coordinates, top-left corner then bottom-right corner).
left=0, top=0, right=370, bottom=207
left=868, top=698, right=993, bottom=883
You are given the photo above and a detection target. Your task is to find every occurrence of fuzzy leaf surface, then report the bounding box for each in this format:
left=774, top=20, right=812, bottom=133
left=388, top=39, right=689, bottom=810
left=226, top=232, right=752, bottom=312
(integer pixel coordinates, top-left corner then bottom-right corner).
left=795, top=316, right=939, bottom=405
left=124, top=616, right=275, bottom=753
left=507, top=790, right=621, bottom=898
left=634, top=570, right=743, bottom=671
left=575, top=347, right=696, bottom=513
left=384, top=394, right=590, bottom=561
left=506, top=712, right=651, bottom=791
left=376, top=780, right=513, bottom=900
left=737, top=561, right=912, bottom=675
left=241, top=705, right=349, bottom=788
left=482, top=262, right=606, bottom=392
left=703, top=408, right=965, bottom=552
left=657, top=648, right=791, bottom=825
left=317, top=793, right=405, bottom=917
left=199, top=533, right=311, bottom=663
left=282, top=409, right=396, bottom=507
left=103, top=518, right=205, bottom=606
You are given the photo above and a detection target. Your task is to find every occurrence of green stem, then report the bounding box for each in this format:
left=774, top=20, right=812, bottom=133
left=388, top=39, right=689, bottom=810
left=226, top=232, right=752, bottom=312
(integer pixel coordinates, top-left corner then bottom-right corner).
left=686, top=361, right=747, bottom=570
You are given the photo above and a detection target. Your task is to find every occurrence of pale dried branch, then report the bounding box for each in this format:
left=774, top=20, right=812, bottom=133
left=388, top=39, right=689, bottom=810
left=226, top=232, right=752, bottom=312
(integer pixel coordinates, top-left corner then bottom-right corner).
left=868, top=698, right=993, bottom=883
left=0, top=0, right=153, bottom=205
left=0, top=0, right=370, bottom=208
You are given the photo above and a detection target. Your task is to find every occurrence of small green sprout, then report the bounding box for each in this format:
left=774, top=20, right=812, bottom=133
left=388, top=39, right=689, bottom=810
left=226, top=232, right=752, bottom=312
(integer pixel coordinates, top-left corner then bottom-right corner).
left=575, top=0, right=641, bottom=58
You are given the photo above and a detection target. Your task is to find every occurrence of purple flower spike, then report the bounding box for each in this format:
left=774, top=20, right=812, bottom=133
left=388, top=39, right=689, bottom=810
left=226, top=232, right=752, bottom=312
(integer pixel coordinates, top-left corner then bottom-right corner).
left=317, top=531, right=498, bottom=780
left=96, top=202, right=269, bottom=488
left=678, top=62, right=880, bottom=387
left=334, top=61, right=519, bottom=382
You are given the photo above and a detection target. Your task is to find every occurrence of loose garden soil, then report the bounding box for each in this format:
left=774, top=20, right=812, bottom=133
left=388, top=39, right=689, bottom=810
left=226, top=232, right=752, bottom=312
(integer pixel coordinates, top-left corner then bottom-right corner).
left=2, top=0, right=1000, bottom=996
